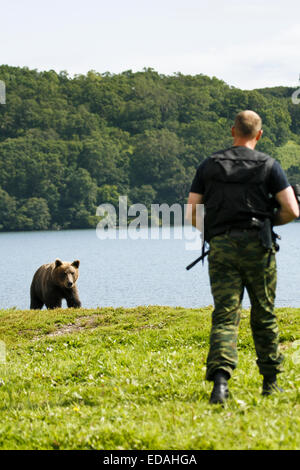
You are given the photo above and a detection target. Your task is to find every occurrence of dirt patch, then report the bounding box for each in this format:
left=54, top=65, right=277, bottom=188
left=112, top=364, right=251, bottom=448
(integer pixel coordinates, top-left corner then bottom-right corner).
left=32, top=316, right=167, bottom=341
left=33, top=315, right=101, bottom=340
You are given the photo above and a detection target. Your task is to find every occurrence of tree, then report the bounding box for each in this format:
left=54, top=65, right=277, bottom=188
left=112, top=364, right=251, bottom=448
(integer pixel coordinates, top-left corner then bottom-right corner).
left=0, top=188, right=17, bottom=230
left=0, top=65, right=299, bottom=231
left=15, top=198, right=51, bottom=231
left=130, top=129, right=186, bottom=204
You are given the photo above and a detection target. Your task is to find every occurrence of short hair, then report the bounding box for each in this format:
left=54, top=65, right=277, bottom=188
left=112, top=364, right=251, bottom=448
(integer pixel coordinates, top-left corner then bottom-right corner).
left=234, top=110, right=262, bottom=138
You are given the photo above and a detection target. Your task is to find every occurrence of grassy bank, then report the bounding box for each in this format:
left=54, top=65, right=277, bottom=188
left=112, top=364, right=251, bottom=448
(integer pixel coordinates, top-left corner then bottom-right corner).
left=0, top=305, right=299, bottom=450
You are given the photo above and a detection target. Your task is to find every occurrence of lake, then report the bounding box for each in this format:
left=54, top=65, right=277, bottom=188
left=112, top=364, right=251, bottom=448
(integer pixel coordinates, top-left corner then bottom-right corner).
left=0, top=224, right=299, bottom=310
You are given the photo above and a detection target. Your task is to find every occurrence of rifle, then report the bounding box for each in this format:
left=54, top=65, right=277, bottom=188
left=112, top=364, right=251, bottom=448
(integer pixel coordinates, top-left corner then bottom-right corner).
left=186, top=245, right=210, bottom=271
left=185, top=184, right=300, bottom=271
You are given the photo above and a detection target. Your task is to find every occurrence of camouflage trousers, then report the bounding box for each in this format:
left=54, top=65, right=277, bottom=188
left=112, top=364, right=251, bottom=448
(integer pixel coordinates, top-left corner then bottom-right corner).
left=206, top=231, right=284, bottom=381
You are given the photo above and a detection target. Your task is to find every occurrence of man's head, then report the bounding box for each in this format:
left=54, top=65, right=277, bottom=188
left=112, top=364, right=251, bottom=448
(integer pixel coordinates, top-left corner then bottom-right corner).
left=232, top=110, right=263, bottom=148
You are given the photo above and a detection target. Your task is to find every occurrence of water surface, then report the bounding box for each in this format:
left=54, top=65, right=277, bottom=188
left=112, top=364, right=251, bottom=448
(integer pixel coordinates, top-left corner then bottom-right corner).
left=0, top=224, right=299, bottom=310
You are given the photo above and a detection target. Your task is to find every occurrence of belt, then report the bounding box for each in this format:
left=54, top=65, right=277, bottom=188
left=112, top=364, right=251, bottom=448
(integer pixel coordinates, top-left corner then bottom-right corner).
left=211, top=227, right=261, bottom=240
left=226, top=227, right=260, bottom=237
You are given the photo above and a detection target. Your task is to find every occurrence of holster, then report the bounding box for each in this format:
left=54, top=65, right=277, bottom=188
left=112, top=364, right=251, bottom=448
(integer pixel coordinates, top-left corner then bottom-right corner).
left=258, top=218, right=273, bottom=251
left=258, top=218, right=280, bottom=267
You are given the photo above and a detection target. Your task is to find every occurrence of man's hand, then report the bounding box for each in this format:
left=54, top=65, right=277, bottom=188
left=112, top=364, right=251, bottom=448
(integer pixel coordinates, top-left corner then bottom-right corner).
left=186, top=192, right=204, bottom=230
left=273, top=186, right=300, bottom=226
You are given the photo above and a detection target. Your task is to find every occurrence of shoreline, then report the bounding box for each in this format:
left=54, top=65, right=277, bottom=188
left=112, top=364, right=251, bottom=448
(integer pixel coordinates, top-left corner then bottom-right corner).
left=0, top=219, right=299, bottom=235
left=1, top=305, right=299, bottom=314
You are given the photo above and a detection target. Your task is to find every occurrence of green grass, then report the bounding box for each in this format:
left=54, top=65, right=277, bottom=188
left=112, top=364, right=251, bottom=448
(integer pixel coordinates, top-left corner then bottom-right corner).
left=0, top=305, right=299, bottom=450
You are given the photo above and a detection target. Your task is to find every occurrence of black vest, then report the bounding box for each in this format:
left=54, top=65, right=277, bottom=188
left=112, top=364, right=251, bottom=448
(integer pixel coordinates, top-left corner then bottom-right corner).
left=202, top=146, right=275, bottom=242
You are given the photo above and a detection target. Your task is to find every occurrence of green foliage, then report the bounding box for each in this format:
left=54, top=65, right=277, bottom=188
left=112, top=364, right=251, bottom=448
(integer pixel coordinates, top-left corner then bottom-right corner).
left=0, top=188, right=16, bottom=230
left=97, top=184, right=121, bottom=206
left=0, top=306, right=299, bottom=449
left=15, top=197, right=51, bottom=231
left=0, top=65, right=299, bottom=231
left=275, top=141, right=300, bottom=170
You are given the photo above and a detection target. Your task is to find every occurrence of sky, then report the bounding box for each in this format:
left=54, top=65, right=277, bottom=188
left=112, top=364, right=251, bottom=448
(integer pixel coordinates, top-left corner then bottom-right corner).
left=0, top=0, right=300, bottom=90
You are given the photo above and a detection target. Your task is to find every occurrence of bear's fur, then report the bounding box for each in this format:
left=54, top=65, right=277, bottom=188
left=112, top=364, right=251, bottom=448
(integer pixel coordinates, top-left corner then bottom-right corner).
left=30, top=258, right=81, bottom=309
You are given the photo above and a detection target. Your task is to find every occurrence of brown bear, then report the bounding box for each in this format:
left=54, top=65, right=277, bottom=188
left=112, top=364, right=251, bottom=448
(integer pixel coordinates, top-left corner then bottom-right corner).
left=30, top=258, right=81, bottom=309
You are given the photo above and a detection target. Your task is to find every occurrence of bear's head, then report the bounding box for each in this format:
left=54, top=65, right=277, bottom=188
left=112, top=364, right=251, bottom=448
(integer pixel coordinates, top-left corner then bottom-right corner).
left=52, top=259, right=80, bottom=289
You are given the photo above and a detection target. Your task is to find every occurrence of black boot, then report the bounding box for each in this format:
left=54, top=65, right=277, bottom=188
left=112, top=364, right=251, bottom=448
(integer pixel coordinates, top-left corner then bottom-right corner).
left=262, top=375, right=284, bottom=396
left=209, top=370, right=229, bottom=404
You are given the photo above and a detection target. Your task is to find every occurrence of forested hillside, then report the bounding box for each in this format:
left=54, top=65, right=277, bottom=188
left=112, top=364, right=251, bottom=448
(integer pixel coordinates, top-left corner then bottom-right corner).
left=0, top=65, right=299, bottom=231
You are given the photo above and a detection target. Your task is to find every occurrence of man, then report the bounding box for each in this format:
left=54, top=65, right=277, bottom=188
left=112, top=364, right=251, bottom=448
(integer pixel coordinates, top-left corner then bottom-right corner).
left=186, top=110, right=299, bottom=404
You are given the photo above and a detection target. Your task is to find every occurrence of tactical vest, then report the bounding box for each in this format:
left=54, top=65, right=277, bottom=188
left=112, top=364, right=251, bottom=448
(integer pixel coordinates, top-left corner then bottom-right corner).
left=202, top=146, right=275, bottom=242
